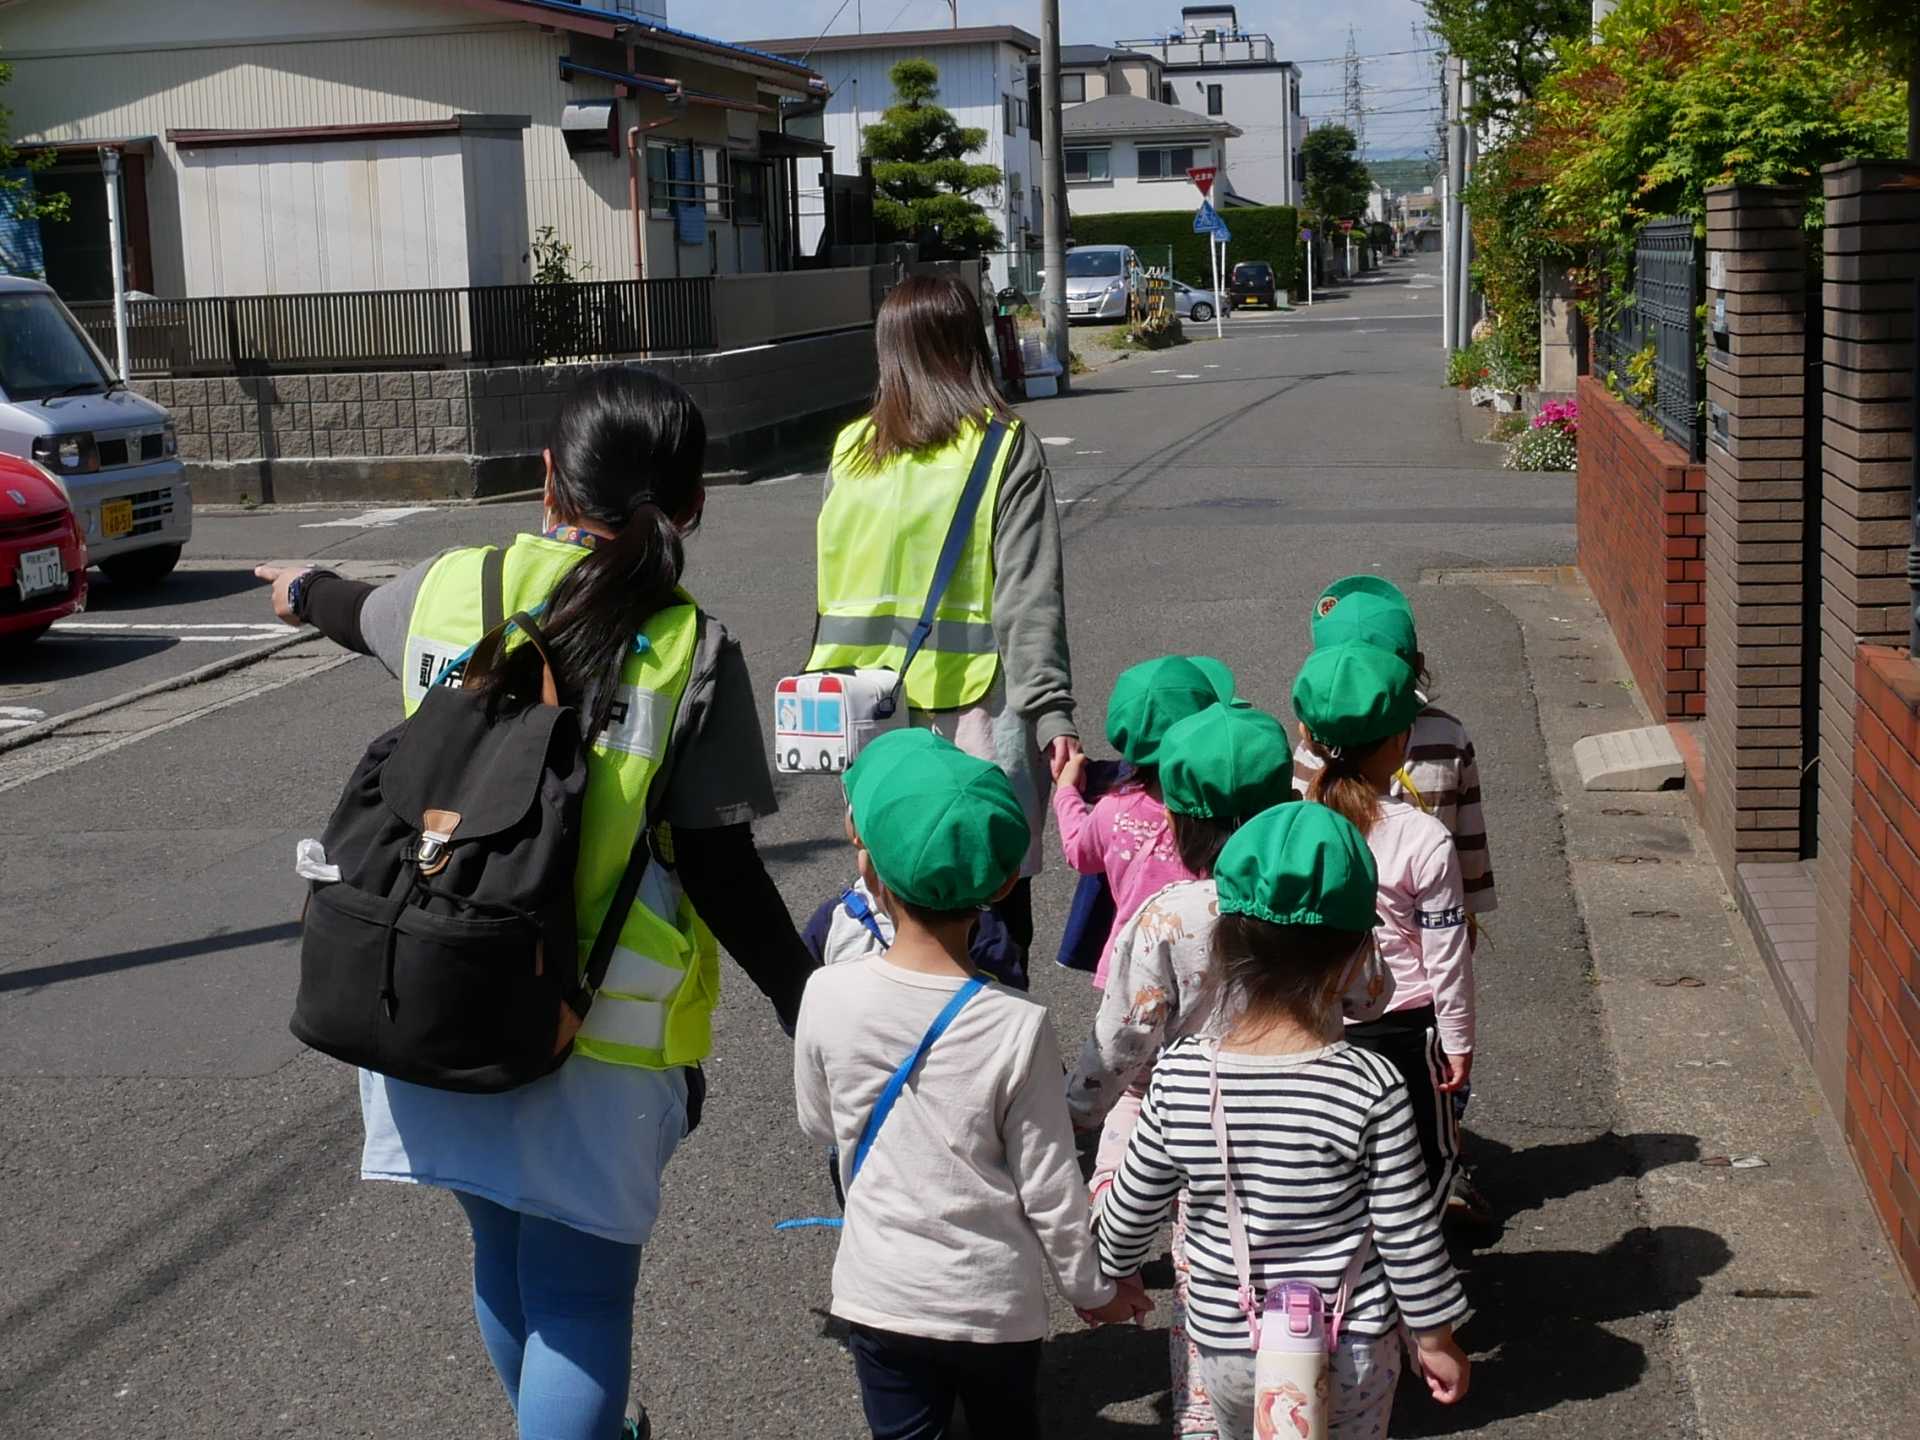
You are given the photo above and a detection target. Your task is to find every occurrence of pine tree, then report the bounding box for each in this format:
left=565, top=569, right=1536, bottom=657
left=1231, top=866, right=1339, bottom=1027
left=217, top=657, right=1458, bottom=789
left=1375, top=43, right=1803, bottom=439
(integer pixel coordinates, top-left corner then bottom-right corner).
left=862, top=59, right=1003, bottom=254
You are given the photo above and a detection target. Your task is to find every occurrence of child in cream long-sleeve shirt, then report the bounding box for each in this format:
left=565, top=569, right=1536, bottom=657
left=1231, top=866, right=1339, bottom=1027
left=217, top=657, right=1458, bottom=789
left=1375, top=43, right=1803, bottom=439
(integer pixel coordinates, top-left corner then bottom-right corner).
left=794, top=729, right=1146, bottom=1440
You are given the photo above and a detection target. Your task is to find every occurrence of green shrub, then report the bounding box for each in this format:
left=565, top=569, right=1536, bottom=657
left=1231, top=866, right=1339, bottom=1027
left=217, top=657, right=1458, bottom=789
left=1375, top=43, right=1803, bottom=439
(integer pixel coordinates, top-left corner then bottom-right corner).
left=1069, top=205, right=1301, bottom=296
left=1446, top=342, right=1489, bottom=388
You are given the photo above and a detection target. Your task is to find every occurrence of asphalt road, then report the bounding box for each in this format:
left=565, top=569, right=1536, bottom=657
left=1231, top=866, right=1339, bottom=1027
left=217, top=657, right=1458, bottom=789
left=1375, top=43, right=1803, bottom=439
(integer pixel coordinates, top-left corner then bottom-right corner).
left=3, top=256, right=1684, bottom=1439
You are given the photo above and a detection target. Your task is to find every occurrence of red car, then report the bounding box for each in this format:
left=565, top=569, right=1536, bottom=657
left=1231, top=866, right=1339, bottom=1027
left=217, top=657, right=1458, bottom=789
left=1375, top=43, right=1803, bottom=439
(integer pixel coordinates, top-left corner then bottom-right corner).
left=0, top=452, right=88, bottom=646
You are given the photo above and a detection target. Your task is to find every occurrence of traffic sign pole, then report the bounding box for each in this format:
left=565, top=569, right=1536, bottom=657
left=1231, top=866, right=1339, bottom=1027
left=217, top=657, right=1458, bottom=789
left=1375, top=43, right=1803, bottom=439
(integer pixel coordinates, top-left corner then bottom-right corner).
left=1210, top=231, right=1224, bottom=339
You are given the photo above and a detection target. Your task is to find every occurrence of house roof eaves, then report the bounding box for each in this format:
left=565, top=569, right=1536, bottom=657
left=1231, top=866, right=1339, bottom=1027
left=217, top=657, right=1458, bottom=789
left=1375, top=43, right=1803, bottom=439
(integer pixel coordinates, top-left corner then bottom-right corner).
left=448, top=1, right=821, bottom=84
left=748, top=25, right=1040, bottom=57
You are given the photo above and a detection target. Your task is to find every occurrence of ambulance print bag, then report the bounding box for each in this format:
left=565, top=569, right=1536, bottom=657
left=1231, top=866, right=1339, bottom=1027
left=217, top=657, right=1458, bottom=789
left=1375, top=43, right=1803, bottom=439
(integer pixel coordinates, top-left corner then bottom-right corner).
left=773, top=418, right=1007, bottom=775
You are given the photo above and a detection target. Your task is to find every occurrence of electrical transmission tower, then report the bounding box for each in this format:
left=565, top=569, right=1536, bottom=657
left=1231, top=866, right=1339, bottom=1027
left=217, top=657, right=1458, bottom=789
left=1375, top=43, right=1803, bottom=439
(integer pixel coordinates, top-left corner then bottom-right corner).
left=1342, top=26, right=1366, bottom=153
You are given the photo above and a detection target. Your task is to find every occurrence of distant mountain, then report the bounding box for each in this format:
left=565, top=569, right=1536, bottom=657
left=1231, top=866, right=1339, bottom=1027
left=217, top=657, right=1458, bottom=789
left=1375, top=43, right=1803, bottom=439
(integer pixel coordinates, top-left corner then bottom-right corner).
left=1367, top=157, right=1439, bottom=193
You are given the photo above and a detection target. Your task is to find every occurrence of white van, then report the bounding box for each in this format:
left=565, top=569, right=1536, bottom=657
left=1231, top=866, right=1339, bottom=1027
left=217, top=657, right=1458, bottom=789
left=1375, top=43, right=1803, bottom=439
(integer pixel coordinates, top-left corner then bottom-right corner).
left=0, top=276, right=191, bottom=585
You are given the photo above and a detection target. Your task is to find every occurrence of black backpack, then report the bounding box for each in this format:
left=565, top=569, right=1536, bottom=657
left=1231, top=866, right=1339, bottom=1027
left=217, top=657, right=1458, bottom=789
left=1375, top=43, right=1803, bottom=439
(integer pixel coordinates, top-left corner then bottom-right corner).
left=291, top=549, right=654, bottom=1093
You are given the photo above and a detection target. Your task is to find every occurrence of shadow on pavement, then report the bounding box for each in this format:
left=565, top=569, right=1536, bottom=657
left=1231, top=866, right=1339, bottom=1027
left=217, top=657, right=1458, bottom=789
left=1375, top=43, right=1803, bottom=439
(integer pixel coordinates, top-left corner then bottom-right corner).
left=87, top=566, right=263, bottom=611
left=3, top=632, right=176, bottom=681
left=1393, top=1223, right=1732, bottom=1435
left=0, top=921, right=302, bottom=993
left=1042, top=1318, right=1171, bottom=1436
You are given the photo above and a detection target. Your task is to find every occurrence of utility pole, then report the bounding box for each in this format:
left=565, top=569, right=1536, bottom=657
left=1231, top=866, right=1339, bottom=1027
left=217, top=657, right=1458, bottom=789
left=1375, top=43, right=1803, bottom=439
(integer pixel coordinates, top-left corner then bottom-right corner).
left=1457, top=64, right=1475, bottom=341
left=1443, top=55, right=1464, bottom=351
left=1039, top=0, right=1070, bottom=391
left=98, top=146, right=130, bottom=381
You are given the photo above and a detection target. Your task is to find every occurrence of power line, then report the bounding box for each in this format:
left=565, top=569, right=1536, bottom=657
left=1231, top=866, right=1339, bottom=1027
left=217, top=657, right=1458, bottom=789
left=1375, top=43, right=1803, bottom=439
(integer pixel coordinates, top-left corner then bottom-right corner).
left=1290, top=45, right=1441, bottom=65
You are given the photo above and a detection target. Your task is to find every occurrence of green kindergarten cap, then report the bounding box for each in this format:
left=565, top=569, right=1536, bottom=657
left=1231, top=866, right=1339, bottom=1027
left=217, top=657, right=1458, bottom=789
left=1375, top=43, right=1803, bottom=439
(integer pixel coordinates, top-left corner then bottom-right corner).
left=845, top=728, right=1030, bottom=911
left=1309, top=591, right=1418, bottom=663
left=1292, top=641, right=1421, bottom=752
left=1160, top=704, right=1298, bottom=820
left=1215, top=801, right=1380, bottom=931
left=1106, top=656, right=1218, bottom=766
left=1186, top=655, right=1252, bottom=709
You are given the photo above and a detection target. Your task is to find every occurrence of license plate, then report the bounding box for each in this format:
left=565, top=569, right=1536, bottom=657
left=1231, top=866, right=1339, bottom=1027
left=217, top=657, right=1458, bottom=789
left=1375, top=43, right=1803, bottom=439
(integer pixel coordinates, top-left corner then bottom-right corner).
left=17, top=546, right=63, bottom=600
left=101, top=499, right=134, bottom=539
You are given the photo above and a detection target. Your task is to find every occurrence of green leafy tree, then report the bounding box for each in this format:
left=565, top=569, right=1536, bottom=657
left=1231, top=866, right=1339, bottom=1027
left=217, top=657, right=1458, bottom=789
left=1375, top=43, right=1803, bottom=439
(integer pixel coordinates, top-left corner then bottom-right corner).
left=1300, top=125, right=1372, bottom=223
left=1422, top=0, right=1592, bottom=125
left=1, top=55, right=69, bottom=275
left=862, top=59, right=1002, bottom=254
left=1817, top=0, right=1920, bottom=153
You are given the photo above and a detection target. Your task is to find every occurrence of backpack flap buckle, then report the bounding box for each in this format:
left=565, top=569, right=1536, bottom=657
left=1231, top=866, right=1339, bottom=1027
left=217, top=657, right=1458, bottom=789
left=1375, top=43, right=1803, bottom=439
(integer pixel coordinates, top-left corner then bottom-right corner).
left=416, top=809, right=463, bottom=877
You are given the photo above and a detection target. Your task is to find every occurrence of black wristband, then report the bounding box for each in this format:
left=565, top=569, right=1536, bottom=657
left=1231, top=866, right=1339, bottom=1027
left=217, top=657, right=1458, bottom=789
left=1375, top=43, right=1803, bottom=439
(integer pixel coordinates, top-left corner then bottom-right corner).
left=292, top=568, right=340, bottom=622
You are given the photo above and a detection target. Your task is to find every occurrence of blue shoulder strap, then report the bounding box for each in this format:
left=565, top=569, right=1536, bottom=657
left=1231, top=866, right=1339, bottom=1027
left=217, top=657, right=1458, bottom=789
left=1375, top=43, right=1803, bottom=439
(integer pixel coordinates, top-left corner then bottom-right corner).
left=841, top=887, right=889, bottom=949
left=880, top=417, right=1011, bottom=718
left=848, top=976, right=986, bottom=1185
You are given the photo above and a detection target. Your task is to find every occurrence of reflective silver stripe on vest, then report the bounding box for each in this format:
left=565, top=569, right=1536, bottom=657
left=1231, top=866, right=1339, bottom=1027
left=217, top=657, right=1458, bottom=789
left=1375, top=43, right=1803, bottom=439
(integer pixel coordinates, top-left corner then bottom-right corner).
left=813, top=614, right=997, bottom=654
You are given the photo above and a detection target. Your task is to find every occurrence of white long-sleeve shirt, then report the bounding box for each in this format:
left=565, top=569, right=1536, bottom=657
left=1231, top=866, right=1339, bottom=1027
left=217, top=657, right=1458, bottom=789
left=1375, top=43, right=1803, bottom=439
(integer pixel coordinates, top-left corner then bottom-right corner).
left=793, top=956, right=1116, bottom=1342
left=1366, top=796, right=1475, bottom=1055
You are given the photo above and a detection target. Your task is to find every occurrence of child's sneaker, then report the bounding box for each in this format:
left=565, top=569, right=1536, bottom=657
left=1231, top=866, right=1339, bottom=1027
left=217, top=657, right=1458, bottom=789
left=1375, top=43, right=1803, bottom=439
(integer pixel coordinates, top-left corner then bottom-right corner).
left=1446, top=1167, right=1492, bottom=1225
left=623, top=1404, right=652, bottom=1440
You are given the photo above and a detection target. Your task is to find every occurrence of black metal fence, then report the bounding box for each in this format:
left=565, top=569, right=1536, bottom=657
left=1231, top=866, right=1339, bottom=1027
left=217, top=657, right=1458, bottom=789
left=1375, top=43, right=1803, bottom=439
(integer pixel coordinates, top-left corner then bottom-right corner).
left=72, top=278, right=715, bottom=377
left=1593, top=218, right=1704, bottom=459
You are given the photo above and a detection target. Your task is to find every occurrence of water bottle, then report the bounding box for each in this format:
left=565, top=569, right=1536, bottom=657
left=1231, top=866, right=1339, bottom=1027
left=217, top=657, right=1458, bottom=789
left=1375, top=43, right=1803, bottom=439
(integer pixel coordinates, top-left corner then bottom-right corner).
left=1253, top=1281, right=1329, bottom=1440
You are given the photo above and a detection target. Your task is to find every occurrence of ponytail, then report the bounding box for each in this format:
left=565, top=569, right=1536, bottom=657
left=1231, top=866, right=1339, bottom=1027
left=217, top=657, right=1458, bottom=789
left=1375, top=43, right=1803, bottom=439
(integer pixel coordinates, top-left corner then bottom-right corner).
left=1306, top=739, right=1382, bottom=836
left=478, top=369, right=705, bottom=732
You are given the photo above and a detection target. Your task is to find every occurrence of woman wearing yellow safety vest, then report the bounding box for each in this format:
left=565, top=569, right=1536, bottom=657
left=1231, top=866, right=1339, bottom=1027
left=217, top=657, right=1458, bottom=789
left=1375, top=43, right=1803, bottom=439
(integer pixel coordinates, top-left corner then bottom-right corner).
left=256, top=371, right=815, bottom=1440
left=810, top=274, right=1081, bottom=975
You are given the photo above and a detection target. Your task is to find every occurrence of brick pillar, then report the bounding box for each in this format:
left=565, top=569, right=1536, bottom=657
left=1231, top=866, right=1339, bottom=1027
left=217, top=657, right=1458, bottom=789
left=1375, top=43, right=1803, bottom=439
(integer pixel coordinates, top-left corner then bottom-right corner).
left=1702, top=184, right=1811, bottom=872
left=1813, top=159, right=1920, bottom=1108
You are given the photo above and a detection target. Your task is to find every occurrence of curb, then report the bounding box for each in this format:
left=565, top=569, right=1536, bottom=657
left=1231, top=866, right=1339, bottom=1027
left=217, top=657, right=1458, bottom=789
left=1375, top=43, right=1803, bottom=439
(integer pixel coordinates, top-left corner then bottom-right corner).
left=0, top=629, right=314, bottom=755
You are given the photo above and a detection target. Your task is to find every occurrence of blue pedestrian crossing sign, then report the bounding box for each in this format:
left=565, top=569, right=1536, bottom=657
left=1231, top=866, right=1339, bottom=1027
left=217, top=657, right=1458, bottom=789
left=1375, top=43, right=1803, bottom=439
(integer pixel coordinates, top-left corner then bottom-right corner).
left=1193, top=201, right=1230, bottom=244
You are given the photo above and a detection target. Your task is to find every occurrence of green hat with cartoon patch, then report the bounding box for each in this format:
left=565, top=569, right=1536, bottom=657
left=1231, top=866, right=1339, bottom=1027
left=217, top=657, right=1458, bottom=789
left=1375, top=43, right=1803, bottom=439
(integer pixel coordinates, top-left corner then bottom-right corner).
left=1311, top=575, right=1419, bottom=661
left=1291, top=642, right=1421, bottom=752
left=1105, top=656, right=1218, bottom=766
left=1160, top=704, right=1297, bottom=820
left=846, top=729, right=1030, bottom=910
left=1215, top=801, right=1380, bottom=931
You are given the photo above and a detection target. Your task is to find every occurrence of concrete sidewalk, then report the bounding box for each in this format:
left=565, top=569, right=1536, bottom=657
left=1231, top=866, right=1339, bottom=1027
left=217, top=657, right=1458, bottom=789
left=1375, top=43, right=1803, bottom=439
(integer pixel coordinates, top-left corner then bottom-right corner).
left=1459, top=565, right=1920, bottom=1438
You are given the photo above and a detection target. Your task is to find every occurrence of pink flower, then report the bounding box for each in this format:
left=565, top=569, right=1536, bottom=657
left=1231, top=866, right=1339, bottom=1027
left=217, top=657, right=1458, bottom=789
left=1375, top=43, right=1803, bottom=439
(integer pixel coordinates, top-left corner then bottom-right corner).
left=1532, top=399, right=1579, bottom=437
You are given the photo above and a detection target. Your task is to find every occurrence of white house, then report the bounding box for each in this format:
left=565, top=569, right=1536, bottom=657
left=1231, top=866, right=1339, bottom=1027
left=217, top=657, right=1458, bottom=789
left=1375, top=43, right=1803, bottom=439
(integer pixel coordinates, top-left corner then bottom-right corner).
left=1058, top=95, right=1240, bottom=218
left=1118, top=6, right=1304, bottom=207
left=746, top=25, right=1038, bottom=287
left=0, top=0, right=825, bottom=301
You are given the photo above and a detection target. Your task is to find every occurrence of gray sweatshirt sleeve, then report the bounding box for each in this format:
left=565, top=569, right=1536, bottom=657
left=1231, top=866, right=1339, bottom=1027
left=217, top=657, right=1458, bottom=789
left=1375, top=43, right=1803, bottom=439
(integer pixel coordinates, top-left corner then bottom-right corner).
left=991, top=423, right=1078, bottom=747
left=353, top=554, right=440, bottom=678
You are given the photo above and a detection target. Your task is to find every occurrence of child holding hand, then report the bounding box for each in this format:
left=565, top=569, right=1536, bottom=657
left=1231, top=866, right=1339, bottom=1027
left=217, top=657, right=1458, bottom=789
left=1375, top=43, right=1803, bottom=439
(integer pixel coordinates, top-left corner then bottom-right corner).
left=795, top=729, right=1148, bottom=1440
left=1293, top=642, right=1475, bottom=1205
left=1055, top=656, right=1219, bottom=988
left=1095, top=803, right=1470, bottom=1440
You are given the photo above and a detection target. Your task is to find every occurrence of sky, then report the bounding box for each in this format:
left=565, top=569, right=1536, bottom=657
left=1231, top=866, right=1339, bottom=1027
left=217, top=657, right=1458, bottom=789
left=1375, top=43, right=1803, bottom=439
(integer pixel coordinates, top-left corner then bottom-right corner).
left=715, top=0, right=1447, bottom=159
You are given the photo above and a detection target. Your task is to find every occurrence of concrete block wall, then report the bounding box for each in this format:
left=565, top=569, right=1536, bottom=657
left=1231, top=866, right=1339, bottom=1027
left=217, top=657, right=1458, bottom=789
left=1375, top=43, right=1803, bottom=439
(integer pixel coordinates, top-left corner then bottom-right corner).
left=1848, top=645, right=1920, bottom=1292
left=135, top=327, right=882, bottom=503
left=1813, top=159, right=1920, bottom=1109
left=1576, top=375, right=1708, bottom=719
left=1702, top=184, right=1812, bottom=867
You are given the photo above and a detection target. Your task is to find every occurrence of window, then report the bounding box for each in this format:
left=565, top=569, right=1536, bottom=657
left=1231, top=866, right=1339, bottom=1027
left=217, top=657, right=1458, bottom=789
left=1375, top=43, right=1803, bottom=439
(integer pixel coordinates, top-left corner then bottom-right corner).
left=1016, top=98, right=1027, bottom=130
left=647, top=142, right=731, bottom=218
left=734, top=160, right=766, bottom=224
left=1136, top=145, right=1198, bottom=180
left=1064, top=147, right=1110, bottom=183
left=1004, top=95, right=1014, bottom=135
left=1060, top=73, right=1086, bottom=103
left=1160, top=82, right=1176, bottom=105
left=1206, top=84, right=1224, bottom=116
left=701, top=146, right=727, bottom=217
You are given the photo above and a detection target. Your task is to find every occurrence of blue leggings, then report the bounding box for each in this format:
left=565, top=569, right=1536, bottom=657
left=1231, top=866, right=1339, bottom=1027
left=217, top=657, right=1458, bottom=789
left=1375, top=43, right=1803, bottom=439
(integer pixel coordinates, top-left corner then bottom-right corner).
left=454, top=1191, right=643, bottom=1440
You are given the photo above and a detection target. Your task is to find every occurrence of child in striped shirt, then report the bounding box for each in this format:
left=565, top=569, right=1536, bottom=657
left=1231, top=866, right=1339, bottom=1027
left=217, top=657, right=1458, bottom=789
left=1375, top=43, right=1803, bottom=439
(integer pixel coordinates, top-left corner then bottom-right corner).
left=1095, top=803, right=1470, bottom=1440
left=1291, top=575, right=1496, bottom=917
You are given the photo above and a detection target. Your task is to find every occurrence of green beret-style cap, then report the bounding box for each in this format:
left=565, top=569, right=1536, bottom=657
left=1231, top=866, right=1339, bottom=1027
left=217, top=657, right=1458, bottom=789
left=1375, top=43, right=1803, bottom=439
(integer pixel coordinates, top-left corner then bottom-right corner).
left=1159, top=704, right=1298, bottom=820
left=1215, top=801, right=1380, bottom=931
left=1309, top=590, right=1419, bottom=663
left=1185, top=655, right=1252, bottom=710
left=1291, top=642, right=1421, bottom=752
left=1105, top=656, right=1217, bottom=766
left=846, top=728, right=1030, bottom=911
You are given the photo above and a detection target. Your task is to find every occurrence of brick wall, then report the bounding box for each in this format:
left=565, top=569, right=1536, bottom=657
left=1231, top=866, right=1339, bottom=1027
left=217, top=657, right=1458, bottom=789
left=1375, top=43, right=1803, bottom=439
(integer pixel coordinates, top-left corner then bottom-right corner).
left=1701, top=184, right=1812, bottom=866
left=1577, top=375, right=1708, bottom=719
left=1848, top=645, right=1920, bottom=1291
left=1813, top=159, right=1920, bottom=1105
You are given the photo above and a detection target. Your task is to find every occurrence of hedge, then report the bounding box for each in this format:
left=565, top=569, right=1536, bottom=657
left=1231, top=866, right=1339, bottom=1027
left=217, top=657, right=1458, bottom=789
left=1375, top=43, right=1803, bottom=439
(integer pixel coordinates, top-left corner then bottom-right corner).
left=1069, top=204, right=1301, bottom=295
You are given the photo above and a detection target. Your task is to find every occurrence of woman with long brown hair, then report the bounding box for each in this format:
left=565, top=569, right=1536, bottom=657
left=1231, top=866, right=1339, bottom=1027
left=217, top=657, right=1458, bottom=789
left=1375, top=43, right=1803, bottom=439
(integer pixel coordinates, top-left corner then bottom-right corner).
left=807, top=273, right=1079, bottom=979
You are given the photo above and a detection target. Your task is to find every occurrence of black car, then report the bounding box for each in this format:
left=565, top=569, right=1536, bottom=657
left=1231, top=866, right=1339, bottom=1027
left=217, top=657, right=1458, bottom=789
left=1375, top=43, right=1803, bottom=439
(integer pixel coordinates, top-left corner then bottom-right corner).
left=1228, top=260, right=1278, bottom=310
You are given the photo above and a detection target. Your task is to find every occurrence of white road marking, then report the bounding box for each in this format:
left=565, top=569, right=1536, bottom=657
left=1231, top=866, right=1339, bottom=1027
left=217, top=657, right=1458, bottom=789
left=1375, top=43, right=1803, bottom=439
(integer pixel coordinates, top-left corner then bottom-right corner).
left=56, top=622, right=286, bottom=632
left=1057, top=497, right=1103, bottom=506
left=1074, top=449, right=1105, bottom=455
left=298, top=506, right=434, bottom=530
left=1150, top=369, right=1173, bottom=374
left=52, top=620, right=288, bottom=643
left=0, top=705, right=47, bottom=732
left=1204, top=364, right=1221, bottom=369
left=1041, top=436, right=1074, bottom=446
left=1175, top=373, right=1201, bottom=379
left=1231, top=312, right=1443, bottom=325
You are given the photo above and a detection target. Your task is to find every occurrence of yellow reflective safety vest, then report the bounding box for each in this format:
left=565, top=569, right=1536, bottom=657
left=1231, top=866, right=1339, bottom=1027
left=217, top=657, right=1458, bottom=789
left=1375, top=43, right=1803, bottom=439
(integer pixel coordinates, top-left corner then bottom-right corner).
left=807, top=414, right=1018, bottom=711
left=401, top=534, right=719, bottom=1070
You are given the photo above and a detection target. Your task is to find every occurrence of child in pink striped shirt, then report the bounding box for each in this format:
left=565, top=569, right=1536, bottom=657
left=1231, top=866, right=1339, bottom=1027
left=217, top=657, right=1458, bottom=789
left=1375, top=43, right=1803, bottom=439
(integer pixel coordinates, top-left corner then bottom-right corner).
left=1053, top=657, right=1218, bottom=988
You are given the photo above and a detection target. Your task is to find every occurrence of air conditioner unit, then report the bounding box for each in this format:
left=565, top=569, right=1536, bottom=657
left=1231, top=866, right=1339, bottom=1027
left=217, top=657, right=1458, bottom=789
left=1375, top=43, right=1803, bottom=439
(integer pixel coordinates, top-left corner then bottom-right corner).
left=561, top=99, right=618, bottom=158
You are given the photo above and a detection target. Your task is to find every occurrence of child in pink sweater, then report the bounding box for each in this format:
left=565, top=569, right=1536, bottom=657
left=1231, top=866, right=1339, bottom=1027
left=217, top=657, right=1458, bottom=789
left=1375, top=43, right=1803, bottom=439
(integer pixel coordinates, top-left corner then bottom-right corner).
left=1053, top=657, right=1219, bottom=988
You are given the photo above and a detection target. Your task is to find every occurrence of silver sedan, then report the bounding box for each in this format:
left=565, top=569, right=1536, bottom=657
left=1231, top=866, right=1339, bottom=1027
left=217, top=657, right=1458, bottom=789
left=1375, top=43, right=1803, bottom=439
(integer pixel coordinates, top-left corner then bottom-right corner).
left=1168, top=281, right=1222, bottom=323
